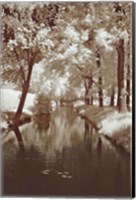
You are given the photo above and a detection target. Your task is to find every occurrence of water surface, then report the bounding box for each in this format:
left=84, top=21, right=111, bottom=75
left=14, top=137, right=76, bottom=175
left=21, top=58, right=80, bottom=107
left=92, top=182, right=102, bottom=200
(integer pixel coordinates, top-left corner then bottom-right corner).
left=2, top=107, right=130, bottom=197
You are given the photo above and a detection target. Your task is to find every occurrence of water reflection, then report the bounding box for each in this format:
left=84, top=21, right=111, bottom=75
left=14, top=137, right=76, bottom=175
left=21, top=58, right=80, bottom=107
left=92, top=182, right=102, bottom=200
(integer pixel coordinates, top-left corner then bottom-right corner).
left=2, top=107, right=130, bottom=197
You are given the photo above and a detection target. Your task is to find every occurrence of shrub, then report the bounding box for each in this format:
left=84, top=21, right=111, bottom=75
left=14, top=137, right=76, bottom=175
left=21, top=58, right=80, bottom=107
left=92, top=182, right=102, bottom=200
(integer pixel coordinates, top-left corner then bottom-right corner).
left=32, top=93, right=51, bottom=115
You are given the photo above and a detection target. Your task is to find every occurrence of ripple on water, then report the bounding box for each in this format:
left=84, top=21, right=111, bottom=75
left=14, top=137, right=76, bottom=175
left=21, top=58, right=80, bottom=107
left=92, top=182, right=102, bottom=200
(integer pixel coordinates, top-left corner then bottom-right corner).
left=41, top=169, right=50, bottom=175
left=57, top=171, right=72, bottom=179
left=64, top=171, right=69, bottom=175
left=61, top=174, right=72, bottom=179
left=61, top=174, right=67, bottom=178
left=57, top=171, right=63, bottom=175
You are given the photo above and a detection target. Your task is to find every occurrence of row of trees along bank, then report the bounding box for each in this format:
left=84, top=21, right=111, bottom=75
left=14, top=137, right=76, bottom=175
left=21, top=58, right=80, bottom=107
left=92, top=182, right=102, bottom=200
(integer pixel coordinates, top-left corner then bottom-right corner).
left=1, top=2, right=132, bottom=148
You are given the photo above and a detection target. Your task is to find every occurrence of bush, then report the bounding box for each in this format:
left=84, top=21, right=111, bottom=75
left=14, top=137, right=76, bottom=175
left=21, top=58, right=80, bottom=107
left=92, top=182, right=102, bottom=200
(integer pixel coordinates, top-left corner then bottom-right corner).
left=32, top=93, right=51, bottom=115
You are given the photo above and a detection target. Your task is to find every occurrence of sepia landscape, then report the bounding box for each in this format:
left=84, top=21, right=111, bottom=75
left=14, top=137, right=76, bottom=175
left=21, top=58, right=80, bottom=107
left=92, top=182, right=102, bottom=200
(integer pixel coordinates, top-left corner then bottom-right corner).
left=1, top=2, right=132, bottom=197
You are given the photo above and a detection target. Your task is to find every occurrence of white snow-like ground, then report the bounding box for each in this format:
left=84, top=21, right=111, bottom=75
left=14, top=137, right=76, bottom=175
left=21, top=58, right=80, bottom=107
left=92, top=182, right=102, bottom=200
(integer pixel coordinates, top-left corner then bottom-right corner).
left=99, top=111, right=132, bottom=136
left=1, top=88, right=36, bottom=112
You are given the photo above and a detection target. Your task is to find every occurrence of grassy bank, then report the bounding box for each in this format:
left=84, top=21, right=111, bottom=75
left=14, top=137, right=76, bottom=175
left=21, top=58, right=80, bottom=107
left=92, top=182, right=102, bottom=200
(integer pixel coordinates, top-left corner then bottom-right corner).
left=75, top=105, right=131, bottom=153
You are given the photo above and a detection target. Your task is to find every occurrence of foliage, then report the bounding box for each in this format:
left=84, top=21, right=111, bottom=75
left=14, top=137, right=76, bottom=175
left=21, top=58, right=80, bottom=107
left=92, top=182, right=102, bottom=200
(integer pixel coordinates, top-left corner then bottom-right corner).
left=1, top=2, right=58, bottom=88
left=32, top=93, right=51, bottom=114
left=1, top=2, right=132, bottom=107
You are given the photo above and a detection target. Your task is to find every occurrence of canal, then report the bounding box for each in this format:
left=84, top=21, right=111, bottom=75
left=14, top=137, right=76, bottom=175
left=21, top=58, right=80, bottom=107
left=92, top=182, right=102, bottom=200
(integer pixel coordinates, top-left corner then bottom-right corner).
left=2, top=107, right=131, bottom=197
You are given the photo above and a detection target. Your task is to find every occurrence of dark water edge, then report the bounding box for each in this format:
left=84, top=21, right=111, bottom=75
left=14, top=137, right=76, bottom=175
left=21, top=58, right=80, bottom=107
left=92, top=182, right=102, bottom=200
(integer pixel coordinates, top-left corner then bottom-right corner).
left=2, top=107, right=131, bottom=197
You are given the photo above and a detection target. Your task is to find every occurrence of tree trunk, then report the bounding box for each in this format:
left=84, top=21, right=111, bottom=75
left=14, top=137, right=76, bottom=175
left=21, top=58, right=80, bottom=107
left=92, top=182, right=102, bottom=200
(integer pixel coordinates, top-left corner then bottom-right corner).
left=126, top=61, right=130, bottom=111
left=110, top=86, right=115, bottom=107
left=14, top=64, right=33, bottom=121
left=117, top=39, right=127, bottom=112
left=84, top=76, right=93, bottom=105
left=98, top=76, right=103, bottom=107
left=85, top=83, right=90, bottom=105
left=90, top=95, right=93, bottom=106
left=11, top=63, right=34, bottom=149
left=90, top=75, right=93, bottom=106
left=13, top=126, right=25, bottom=152
left=14, top=84, right=29, bottom=122
left=96, top=51, right=103, bottom=107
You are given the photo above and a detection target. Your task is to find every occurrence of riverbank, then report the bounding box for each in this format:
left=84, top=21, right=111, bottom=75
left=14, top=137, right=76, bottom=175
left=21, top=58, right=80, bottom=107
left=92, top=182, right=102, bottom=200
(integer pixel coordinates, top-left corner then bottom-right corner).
left=75, top=105, right=131, bottom=153
left=1, top=88, right=35, bottom=112
left=3, top=106, right=130, bottom=197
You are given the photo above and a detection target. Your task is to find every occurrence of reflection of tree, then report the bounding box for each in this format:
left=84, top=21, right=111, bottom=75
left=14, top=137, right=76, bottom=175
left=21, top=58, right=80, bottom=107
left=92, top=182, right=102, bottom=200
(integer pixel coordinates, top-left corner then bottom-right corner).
left=33, top=115, right=50, bottom=132
left=84, top=121, right=102, bottom=156
left=19, top=108, right=84, bottom=154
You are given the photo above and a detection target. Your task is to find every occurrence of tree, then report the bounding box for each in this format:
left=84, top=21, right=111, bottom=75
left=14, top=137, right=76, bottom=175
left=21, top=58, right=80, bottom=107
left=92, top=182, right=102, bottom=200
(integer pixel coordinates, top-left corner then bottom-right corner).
left=90, top=2, right=132, bottom=110
left=1, top=2, right=58, bottom=149
left=40, top=2, right=131, bottom=109
left=113, top=3, right=131, bottom=112
left=95, top=48, right=103, bottom=106
left=47, top=3, right=96, bottom=105
left=126, top=49, right=131, bottom=111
